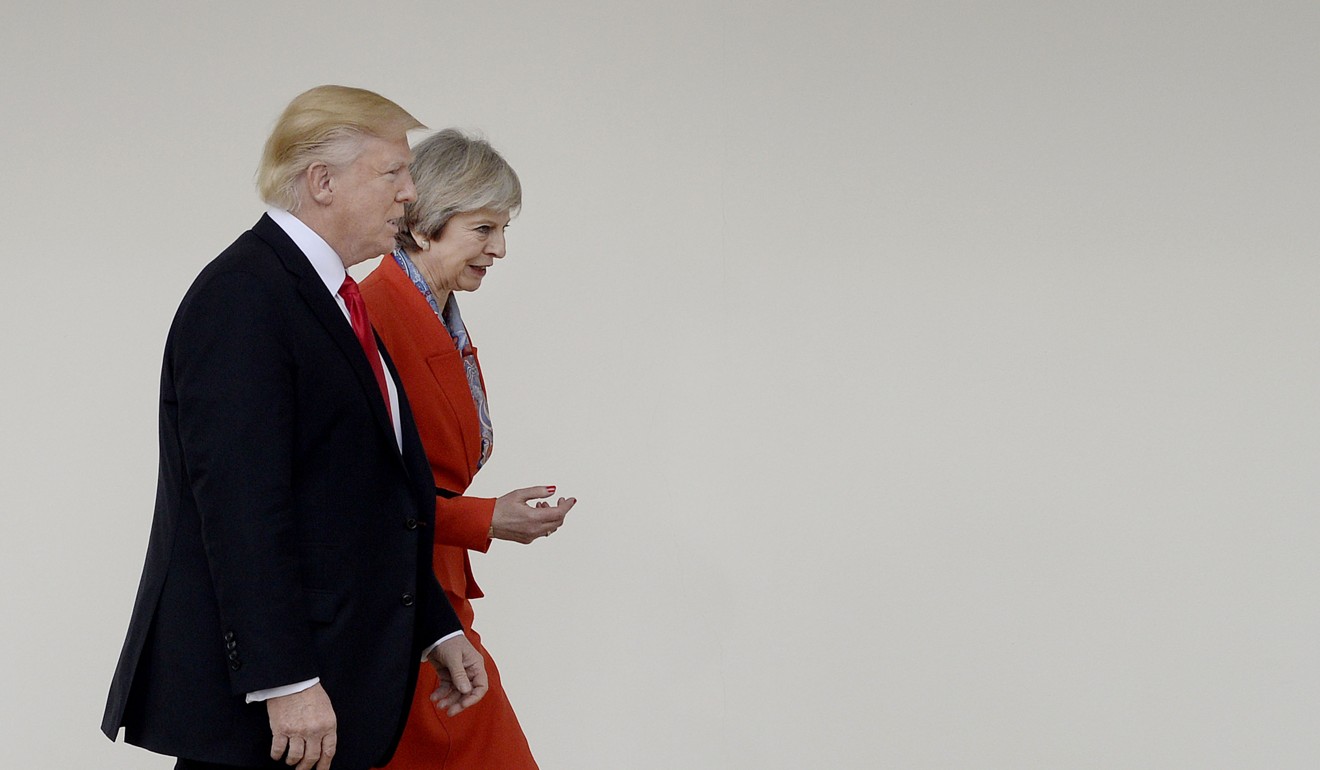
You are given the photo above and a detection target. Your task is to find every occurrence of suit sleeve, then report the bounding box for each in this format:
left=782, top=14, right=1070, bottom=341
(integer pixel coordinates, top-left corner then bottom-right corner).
left=414, top=569, right=460, bottom=653
left=171, top=269, right=317, bottom=694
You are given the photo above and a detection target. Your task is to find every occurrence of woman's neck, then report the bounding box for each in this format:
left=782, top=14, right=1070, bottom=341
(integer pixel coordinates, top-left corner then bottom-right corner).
left=405, top=247, right=452, bottom=309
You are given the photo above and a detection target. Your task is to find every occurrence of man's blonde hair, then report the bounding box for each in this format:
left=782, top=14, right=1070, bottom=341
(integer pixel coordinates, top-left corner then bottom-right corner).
left=257, top=85, right=425, bottom=212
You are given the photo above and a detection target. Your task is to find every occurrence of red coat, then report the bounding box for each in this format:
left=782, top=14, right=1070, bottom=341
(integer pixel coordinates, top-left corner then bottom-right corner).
left=362, top=254, right=537, bottom=769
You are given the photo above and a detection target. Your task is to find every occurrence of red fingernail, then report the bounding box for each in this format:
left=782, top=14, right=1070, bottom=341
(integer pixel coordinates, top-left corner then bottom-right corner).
left=547, top=485, right=556, bottom=494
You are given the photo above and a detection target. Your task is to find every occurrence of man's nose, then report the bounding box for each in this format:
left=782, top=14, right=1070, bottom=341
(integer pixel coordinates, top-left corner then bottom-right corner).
left=397, top=170, right=418, bottom=203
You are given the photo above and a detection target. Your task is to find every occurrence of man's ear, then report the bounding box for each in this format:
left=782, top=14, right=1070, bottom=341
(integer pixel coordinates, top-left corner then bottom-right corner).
left=305, top=162, right=334, bottom=205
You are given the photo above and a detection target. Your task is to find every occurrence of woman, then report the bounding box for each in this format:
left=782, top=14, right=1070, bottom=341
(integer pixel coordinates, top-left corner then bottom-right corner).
left=361, top=129, right=575, bottom=769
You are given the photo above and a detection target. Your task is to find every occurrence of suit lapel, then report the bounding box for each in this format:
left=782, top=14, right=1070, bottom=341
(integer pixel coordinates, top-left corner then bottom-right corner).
left=381, top=256, right=484, bottom=477
left=251, top=215, right=401, bottom=454
left=383, top=344, right=435, bottom=509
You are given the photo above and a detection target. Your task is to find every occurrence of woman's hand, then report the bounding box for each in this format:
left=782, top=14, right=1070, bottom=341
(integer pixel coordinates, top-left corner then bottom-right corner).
left=489, top=486, right=576, bottom=544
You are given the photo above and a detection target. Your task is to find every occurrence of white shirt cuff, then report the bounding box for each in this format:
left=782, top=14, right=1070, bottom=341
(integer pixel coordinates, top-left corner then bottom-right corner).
left=246, top=677, right=319, bottom=704
left=420, top=629, right=466, bottom=661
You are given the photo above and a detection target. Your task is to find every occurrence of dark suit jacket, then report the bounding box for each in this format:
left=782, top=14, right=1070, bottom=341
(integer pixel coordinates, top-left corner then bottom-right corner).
left=101, top=215, right=461, bottom=769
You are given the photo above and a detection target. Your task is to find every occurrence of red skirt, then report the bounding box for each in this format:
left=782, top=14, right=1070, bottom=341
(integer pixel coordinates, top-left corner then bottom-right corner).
left=383, top=596, right=538, bottom=769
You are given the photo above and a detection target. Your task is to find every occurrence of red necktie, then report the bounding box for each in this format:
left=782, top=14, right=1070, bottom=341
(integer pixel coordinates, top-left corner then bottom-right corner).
left=338, top=275, right=393, bottom=422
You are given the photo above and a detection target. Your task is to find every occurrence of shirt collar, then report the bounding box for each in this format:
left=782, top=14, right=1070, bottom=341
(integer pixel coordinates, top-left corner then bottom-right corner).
left=266, top=206, right=346, bottom=296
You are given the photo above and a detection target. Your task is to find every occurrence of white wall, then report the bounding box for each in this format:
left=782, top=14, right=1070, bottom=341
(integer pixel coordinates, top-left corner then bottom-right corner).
left=3, top=1, right=1318, bottom=767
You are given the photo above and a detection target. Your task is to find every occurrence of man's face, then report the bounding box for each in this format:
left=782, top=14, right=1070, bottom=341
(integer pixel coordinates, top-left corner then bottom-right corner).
left=328, top=133, right=416, bottom=266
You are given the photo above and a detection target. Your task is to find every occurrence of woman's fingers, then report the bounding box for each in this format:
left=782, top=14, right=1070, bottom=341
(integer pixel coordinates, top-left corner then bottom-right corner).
left=510, top=485, right=556, bottom=502
left=491, top=489, right=577, bottom=543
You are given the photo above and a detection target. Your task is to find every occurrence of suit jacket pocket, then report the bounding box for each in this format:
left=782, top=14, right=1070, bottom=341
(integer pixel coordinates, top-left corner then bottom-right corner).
left=300, top=543, right=340, bottom=591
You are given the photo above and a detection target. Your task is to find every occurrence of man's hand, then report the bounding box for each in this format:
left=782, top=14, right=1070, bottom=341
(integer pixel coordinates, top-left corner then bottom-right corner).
left=427, top=634, right=489, bottom=716
left=267, top=683, right=337, bottom=770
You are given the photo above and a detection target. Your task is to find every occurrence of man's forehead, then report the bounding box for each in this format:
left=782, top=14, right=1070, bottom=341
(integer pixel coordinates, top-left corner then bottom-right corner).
left=357, top=133, right=412, bottom=164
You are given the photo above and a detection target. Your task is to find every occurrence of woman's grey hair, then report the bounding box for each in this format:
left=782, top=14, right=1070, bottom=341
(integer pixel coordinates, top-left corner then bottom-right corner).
left=398, top=129, right=522, bottom=252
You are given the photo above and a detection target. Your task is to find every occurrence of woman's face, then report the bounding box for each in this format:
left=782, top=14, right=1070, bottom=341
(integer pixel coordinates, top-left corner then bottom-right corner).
left=414, top=208, right=511, bottom=295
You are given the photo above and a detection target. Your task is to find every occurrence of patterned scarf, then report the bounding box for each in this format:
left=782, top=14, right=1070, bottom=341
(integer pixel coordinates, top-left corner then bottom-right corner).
left=392, top=249, right=494, bottom=468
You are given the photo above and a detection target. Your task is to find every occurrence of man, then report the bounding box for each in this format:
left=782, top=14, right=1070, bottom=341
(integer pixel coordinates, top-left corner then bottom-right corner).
left=102, top=85, right=488, bottom=770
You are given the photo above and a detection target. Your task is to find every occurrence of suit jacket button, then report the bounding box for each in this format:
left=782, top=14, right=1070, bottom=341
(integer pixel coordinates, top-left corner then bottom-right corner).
left=223, top=631, right=235, bottom=642
left=228, top=651, right=240, bottom=661
left=226, top=640, right=238, bottom=650
left=405, top=517, right=419, bottom=530
left=230, top=660, right=242, bottom=671
left=401, top=593, right=415, bottom=607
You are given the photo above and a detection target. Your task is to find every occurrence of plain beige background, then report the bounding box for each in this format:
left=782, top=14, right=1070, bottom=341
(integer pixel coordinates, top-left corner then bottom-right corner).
left=2, top=1, right=1319, bottom=768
